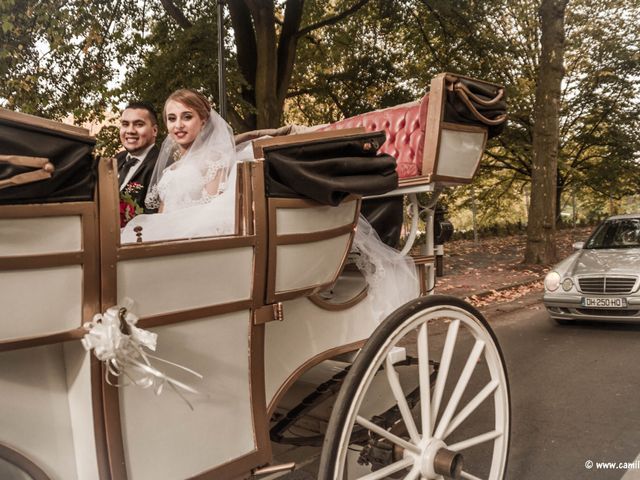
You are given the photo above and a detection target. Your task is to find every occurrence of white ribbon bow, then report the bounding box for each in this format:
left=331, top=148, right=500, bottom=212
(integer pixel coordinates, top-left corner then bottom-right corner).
left=82, top=300, right=203, bottom=409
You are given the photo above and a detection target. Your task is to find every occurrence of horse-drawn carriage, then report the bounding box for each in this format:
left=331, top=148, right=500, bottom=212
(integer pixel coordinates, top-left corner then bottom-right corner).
left=0, top=73, right=509, bottom=480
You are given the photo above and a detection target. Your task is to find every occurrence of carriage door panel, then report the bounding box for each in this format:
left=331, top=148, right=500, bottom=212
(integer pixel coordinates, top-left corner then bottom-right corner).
left=118, top=311, right=255, bottom=480
left=98, top=158, right=270, bottom=480
left=0, top=213, right=84, bottom=341
left=0, top=203, right=101, bottom=480
left=115, top=247, right=255, bottom=480
left=266, top=198, right=359, bottom=303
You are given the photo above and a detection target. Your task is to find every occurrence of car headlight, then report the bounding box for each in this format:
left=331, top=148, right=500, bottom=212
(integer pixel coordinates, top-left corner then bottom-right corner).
left=545, top=271, right=561, bottom=291
left=562, top=277, right=574, bottom=291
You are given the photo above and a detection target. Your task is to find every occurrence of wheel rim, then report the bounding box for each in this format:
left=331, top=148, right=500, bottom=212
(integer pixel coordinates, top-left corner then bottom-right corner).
left=331, top=304, right=509, bottom=480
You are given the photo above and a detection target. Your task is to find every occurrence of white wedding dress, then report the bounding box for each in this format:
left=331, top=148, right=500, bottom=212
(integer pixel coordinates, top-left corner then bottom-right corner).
left=121, top=110, right=251, bottom=243
left=121, top=109, right=418, bottom=321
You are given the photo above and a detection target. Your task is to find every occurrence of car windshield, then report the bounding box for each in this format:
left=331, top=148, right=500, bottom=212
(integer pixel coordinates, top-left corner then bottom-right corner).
left=585, top=218, right=640, bottom=249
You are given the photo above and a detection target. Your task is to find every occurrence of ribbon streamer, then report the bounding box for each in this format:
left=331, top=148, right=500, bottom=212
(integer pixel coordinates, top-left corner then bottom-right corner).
left=82, top=300, right=203, bottom=409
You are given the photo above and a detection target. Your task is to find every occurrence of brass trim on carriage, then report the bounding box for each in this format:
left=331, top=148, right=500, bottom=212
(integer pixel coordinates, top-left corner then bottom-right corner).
left=266, top=339, right=367, bottom=420
left=0, top=442, right=52, bottom=480
left=422, top=73, right=503, bottom=184
left=96, top=156, right=273, bottom=480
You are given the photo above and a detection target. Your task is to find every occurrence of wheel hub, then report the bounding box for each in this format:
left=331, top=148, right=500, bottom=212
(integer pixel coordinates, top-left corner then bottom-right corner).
left=414, top=439, right=463, bottom=479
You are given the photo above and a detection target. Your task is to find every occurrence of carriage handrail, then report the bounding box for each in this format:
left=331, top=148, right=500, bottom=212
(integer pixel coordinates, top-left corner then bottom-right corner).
left=0, top=107, right=92, bottom=139
left=0, top=155, right=55, bottom=191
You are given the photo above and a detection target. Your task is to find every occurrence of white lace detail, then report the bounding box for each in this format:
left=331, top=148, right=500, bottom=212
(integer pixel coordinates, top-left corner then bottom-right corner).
left=144, top=109, right=236, bottom=212
left=201, top=158, right=228, bottom=200
left=352, top=250, right=385, bottom=287
left=353, top=216, right=419, bottom=323
left=145, top=184, right=160, bottom=209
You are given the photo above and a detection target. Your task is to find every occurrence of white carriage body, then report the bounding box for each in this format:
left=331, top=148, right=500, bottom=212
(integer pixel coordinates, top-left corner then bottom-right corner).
left=0, top=73, right=505, bottom=479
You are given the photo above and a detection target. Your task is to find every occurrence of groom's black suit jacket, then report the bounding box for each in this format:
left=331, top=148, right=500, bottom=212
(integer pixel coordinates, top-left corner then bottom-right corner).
left=116, top=145, right=159, bottom=213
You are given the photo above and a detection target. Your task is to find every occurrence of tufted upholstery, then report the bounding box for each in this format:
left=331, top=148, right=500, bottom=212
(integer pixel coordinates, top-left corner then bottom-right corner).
left=318, top=95, right=429, bottom=179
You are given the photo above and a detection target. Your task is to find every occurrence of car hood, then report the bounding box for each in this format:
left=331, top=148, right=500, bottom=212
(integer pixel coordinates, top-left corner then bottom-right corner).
left=567, top=248, right=640, bottom=277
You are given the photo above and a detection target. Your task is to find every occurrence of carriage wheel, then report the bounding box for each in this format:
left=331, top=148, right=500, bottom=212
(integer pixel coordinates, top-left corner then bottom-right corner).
left=318, top=295, right=510, bottom=480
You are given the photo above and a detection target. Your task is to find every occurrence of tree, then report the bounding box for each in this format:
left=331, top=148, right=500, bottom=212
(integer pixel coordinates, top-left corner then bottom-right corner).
left=151, top=0, right=373, bottom=131
left=395, top=0, right=640, bottom=250
left=1, top=0, right=378, bottom=132
left=3, top=0, right=640, bottom=228
left=0, top=0, right=128, bottom=122
left=556, top=0, right=640, bottom=211
left=284, top=1, right=416, bottom=125
left=524, top=0, right=568, bottom=263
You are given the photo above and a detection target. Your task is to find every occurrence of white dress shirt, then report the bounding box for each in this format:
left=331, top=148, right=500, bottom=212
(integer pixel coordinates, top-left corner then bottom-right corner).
left=119, top=144, right=155, bottom=191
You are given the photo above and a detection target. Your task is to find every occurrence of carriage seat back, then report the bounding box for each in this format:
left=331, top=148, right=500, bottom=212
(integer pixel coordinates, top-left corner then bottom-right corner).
left=318, top=73, right=507, bottom=185
left=317, top=98, right=428, bottom=179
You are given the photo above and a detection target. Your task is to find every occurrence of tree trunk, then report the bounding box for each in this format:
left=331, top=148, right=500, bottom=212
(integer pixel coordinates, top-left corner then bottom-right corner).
left=227, top=0, right=370, bottom=131
left=230, top=0, right=303, bottom=130
left=240, top=1, right=280, bottom=129
left=524, top=0, right=568, bottom=264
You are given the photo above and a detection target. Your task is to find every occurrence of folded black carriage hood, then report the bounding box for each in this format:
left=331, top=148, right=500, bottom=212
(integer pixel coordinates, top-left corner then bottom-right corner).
left=262, top=130, right=397, bottom=206
left=0, top=108, right=97, bottom=205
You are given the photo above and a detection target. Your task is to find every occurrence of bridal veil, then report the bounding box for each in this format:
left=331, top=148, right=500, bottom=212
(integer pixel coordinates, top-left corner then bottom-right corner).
left=144, top=109, right=237, bottom=212
left=121, top=109, right=245, bottom=243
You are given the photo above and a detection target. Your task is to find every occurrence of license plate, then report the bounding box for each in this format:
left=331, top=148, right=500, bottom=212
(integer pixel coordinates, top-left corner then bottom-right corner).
left=581, top=297, right=628, bottom=308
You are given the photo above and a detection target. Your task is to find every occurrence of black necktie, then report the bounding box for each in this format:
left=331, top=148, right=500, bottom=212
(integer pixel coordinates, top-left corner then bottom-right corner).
left=119, top=155, right=139, bottom=188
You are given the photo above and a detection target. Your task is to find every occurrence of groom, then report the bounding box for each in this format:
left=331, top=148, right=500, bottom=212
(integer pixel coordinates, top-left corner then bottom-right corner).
left=117, top=101, right=159, bottom=213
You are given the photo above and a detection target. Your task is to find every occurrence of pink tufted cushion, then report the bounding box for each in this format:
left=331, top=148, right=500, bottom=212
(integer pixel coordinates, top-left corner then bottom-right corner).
left=318, top=95, right=429, bottom=179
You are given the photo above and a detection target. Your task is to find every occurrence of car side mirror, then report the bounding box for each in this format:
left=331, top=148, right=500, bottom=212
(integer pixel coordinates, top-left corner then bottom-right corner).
left=572, top=241, right=585, bottom=250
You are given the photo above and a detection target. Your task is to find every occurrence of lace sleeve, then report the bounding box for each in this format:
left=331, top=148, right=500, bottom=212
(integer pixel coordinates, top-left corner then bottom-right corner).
left=145, top=184, right=161, bottom=210
left=201, top=159, right=228, bottom=202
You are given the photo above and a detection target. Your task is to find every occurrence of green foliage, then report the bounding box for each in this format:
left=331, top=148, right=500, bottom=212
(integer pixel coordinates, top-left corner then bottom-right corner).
left=116, top=7, right=219, bottom=118
left=0, top=0, right=124, bottom=122
left=95, top=123, right=121, bottom=159
left=1, top=0, right=639, bottom=224
left=285, top=0, right=415, bottom=125
left=400, top=0, right=640, bottom=225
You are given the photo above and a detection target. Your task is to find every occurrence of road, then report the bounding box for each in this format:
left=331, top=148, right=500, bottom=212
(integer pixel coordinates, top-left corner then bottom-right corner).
left=494, top=294, right=640, bottom=480
left=272, top=293, right=640, bottom=479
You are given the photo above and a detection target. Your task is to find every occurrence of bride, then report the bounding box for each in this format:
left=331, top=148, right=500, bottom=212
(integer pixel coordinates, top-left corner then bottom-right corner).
left=121, top=89, right=249, bottom=243
left=121, top=88, right=418, bottom=321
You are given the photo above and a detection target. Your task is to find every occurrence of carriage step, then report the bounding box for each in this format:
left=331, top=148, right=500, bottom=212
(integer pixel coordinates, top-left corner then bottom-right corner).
left=252, top=462, right=296, bottom=478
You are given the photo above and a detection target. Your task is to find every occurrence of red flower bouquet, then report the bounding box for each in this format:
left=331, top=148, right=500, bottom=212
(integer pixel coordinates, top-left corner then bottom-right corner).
left=119, top=183, right=144, bottom=227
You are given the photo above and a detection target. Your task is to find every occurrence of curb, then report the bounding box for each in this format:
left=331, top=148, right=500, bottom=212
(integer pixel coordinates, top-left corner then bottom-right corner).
left=458, top=276, right=543, bottom=301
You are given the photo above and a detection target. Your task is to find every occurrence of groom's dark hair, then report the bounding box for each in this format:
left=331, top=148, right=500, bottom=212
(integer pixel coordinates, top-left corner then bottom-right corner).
left=124, top=101, right=158, bottom=125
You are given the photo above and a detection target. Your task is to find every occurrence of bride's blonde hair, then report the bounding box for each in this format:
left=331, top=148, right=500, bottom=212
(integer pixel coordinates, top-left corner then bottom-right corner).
left=164, top=89, right=211, bottom=123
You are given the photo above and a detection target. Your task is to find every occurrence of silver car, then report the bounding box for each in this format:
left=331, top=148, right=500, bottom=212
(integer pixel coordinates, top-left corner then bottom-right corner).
left=544, top=214, right=640, bottom=324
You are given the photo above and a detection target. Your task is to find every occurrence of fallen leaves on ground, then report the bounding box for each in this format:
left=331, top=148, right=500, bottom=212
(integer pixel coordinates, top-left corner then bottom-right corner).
left=465, top=280, right=544, bottom=308
left=439, top=227, right=592, bottom=300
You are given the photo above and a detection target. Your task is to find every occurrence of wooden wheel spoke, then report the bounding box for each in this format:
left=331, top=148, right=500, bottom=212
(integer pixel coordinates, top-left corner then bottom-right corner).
left=417, top=323, right=431, bottom=438
left=431, top=319, right=460, bottom=431
left=448, top=429, right=502, bottom=451
left=434, top=340, right=485, bottom=439
left=461, top=471, right=484, bottom=480
left=385, top=356, right=421, bottom=444
left=402, top=464, right=421, bottom=480
left=355, top=415, right=420, bottom=454
left=355, top=457, right=414, bottom=480
left=444, top=380, right=499, bottom=439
